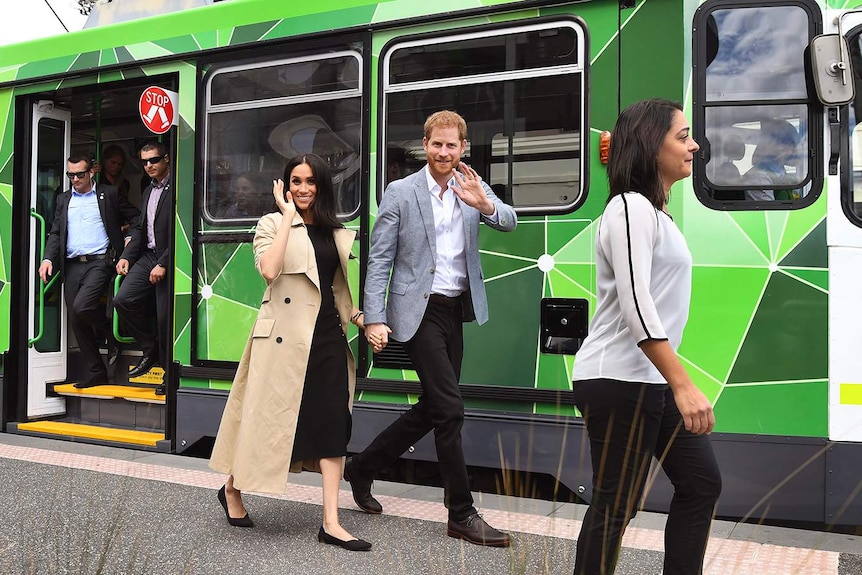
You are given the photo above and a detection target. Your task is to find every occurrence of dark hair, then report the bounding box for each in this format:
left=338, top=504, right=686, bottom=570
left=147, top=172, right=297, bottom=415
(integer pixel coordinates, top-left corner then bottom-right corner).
left=139, top=140, right=168, bottom=158
left=67, top=151, right=93, bottom=170
left=101, top=144, right=127, bottom=162
left=282, top=153, right=341, bottom=230
left=607, top=98, right=684, bottom=209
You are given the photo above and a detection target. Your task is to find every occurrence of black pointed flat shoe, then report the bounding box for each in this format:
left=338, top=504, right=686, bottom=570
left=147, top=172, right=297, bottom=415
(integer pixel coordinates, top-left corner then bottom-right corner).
left=317, top=526, right=371, bottom=551
left=217, top=485, right=254, bottom=528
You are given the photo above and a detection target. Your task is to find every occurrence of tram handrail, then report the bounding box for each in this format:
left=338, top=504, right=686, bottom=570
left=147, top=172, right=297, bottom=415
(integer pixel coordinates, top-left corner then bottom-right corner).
left=29, top=209, right=59, bottom=347
left=112, top=274, right=135, bottom=344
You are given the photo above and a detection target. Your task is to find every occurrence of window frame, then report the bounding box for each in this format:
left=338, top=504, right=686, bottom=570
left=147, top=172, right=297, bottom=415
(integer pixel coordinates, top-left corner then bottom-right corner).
left=201, top=49, right=364, bottom=226
left=378, top=16, right=589, bottom=215
left=840, top=22, right=862, bottom=228
left=692, top=0, right=823, bottom=211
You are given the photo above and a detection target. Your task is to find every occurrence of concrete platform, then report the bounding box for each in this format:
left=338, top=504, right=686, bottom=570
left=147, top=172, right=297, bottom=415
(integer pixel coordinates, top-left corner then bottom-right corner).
left=0, top=433, right=858, bottom=575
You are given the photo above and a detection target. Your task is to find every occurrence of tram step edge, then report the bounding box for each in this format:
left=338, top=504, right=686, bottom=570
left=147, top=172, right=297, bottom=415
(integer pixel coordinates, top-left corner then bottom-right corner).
left=51, top=383, right=165, bottom=404
left=12, top=421, right=164, bottom=447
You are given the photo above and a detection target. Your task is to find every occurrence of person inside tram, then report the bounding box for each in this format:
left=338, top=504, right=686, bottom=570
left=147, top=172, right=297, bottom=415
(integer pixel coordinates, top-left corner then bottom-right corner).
left=385, top=145, right=416, bottom=186
left=220, top=172, right=268, bottom=219
left=711, top=134, right=746, bottom=201
left=38, top=152, right=139, bottom=388
left=209, top=153, right=372, bottom=551
left=94, top=144, right=134, bottom=231
left=743, top=119, right=802, bottom=201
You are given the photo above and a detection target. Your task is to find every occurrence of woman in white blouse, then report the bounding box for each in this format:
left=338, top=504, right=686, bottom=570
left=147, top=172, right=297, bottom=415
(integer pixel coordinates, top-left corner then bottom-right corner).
left=571, top=99, right=721, bottom=575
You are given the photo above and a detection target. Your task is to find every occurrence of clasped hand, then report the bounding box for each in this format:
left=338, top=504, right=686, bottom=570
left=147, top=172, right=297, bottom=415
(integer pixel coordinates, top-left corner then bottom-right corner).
left=365, top=323, right=392, bottom=354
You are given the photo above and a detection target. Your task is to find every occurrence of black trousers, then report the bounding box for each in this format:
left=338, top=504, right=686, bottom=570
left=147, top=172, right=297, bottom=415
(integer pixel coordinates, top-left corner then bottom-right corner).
left=63, top=258, right=112, bottom=385
left=113, top=250, right=170, bottom=369
left=572, top=379, right=722, bottom=575
left=352, top=299, right=476, bottom=521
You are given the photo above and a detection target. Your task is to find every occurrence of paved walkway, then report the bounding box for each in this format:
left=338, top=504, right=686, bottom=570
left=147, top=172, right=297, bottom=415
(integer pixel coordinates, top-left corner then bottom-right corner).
left=0, top=433, right=859, bottom=575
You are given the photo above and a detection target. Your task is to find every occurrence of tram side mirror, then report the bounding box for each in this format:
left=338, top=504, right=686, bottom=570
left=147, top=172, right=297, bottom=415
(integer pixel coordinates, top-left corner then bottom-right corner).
left=809, top=34, right=856, bottom=106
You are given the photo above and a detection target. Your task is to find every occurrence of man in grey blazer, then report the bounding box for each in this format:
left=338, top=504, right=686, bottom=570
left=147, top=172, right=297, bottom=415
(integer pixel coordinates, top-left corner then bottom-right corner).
left=345, top=110, right=517, bottom=547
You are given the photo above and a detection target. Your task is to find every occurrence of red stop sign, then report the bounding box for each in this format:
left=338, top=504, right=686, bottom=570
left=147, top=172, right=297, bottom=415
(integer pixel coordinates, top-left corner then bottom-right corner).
left=139, top=86, right=175, bottom=135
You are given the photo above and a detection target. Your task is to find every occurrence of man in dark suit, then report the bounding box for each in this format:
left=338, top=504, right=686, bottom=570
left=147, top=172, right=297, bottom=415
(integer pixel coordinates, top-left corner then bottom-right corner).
left=344, top=111, right=517, bottom=546
left=114, top=141, right=173, bottom=395
left=38, top=152, right=139, bottom=388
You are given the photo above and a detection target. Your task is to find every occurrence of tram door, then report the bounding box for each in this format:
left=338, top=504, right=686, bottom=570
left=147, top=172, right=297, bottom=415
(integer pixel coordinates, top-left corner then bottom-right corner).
left=827, top=15, right=862, bottom=444
left=26, top=102, right=71, bottom=417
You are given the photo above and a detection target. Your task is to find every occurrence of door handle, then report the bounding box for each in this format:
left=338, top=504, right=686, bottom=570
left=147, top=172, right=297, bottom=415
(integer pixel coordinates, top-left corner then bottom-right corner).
left=29, top=209, right=59, bottom=347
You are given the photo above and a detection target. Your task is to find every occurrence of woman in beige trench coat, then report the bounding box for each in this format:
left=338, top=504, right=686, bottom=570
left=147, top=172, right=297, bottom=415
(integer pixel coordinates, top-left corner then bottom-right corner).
left=209, top=153, right=372, bottom=551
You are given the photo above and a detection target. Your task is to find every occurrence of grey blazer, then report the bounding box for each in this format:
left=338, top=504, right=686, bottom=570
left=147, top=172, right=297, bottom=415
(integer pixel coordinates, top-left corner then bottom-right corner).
left=364, top=167, right=517, bottom=342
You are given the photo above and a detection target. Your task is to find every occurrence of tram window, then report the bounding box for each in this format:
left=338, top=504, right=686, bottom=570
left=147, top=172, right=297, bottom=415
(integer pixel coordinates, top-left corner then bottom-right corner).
left=693, top=2, right=821, bottom=209
left=388, top=27, right=579, bottom=84
left=704, top=105, right=810, bottom=201
left=204, top=52, right=362, bottom=224
left=381, top=20, right=585, bottom=213
left=210, top=55, right=359, bottom=105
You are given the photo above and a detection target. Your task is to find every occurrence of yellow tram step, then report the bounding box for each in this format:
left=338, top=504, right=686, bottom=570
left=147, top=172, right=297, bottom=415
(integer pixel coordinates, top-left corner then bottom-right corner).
left=53, top=383, right=165, bottom=404
left=16, top=421, right=164, bottom=447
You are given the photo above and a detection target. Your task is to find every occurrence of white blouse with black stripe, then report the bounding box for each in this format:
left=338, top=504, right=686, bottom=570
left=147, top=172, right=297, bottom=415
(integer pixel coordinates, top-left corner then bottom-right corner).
left=572, top=192, right=692, bottom=385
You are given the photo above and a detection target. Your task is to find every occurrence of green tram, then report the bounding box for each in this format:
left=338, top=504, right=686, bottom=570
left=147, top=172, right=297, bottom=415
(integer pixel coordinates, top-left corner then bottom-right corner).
left=0, top=0, right=860, bottom=526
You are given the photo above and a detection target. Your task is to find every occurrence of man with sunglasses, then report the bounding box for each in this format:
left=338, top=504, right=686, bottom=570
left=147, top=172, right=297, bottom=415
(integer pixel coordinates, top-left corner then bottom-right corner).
left=114, top=141, right=173, bottom=395
left=38, top=152, right=140, bottom=388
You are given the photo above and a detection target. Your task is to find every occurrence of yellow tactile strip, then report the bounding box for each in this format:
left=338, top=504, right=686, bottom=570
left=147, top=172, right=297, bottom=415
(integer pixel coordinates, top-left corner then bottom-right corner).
left=53, top=383, right=164, bottom=404
left=15, top=421, right=164, bottom=447
left=0, top=442, right=842, bottom=575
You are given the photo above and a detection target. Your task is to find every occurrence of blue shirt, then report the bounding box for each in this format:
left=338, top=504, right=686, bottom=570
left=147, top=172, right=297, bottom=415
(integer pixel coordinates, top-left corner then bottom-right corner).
left=66, top=184, right=110, bottom=258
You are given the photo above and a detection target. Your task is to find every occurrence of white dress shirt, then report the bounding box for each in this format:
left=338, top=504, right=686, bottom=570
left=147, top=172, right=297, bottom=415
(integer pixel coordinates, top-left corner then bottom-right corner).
left=425, top=166, right=468, bottom=297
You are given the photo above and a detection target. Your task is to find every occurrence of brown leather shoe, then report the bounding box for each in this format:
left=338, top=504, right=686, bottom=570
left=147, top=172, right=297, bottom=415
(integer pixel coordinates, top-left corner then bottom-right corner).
left=447, top=513, right=511, bottom=547
left=343, top=456, right=382, bottom=514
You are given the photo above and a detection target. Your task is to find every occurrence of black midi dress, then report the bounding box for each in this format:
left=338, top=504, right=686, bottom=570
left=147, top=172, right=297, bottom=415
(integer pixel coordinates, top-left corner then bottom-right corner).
left=290, top=224, right=352, bottom=462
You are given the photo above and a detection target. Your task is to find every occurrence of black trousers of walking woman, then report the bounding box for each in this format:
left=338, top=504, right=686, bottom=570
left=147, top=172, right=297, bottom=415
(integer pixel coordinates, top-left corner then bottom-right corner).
left=572, top=379, right=722, bottom=575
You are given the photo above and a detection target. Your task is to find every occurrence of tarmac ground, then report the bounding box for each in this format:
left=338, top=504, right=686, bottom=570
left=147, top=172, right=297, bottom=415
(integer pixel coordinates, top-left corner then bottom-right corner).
left=0, top=433, right=859, bottom=575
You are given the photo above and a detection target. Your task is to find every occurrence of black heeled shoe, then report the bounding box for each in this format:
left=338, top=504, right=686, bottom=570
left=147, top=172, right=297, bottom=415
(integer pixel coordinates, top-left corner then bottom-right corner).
left=217, top=485, right=254, bottom=528
left=317, top=526, right=371, bottom=551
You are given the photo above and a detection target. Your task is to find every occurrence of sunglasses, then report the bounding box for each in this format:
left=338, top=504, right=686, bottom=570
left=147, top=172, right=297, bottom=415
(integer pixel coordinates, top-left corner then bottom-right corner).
left=141, top=155, right=166, bottom=166
left=66, top=171, right=89, bottom=180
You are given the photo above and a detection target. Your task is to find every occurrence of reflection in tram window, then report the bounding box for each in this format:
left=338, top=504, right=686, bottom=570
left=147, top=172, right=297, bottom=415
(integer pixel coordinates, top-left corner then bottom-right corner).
left=705, top=6, right=809, bottom=102
left=204, top=52, right=362, bottom=223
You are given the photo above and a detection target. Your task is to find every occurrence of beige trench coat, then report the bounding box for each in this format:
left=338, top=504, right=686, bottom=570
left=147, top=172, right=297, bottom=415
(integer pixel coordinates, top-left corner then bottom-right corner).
left=209, top=212, right=357, bottom=494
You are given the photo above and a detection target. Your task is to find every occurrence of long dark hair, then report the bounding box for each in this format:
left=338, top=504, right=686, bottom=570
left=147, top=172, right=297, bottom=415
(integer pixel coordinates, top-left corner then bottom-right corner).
left=282, top=153, right=341, bottom=230
left=607, top=98, right=683, bottom=209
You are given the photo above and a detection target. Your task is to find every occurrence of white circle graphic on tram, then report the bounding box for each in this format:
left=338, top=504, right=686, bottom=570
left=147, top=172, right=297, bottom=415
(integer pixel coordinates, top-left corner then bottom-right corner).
left=537, top=254, right=555, bottom=273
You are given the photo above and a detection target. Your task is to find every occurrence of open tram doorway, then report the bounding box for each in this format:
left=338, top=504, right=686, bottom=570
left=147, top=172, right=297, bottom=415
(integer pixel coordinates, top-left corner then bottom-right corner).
left=7, top=76, right=177, bottom=451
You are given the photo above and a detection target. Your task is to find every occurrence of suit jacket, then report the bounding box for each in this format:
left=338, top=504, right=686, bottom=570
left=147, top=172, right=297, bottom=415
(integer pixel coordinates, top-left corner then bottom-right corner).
left=364, top=167, right=517, bottom=342
left=43, top=183, right=140, bottom=277
left=121, top=178, right=173, bottom=268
